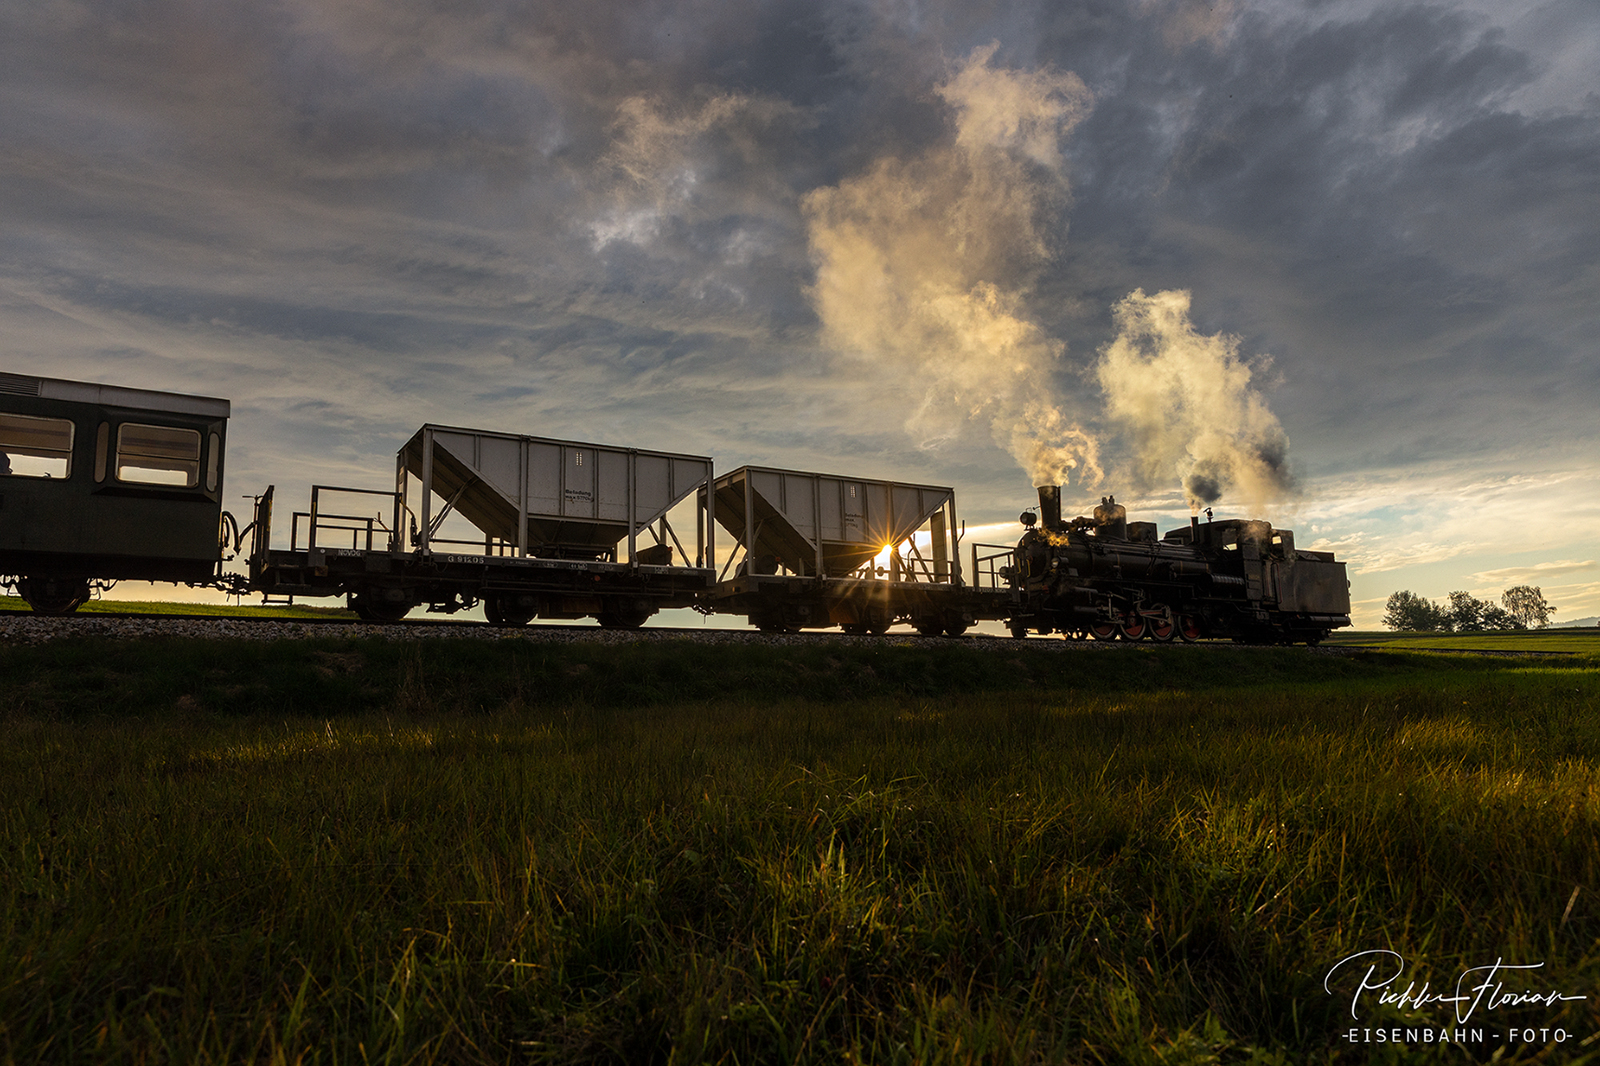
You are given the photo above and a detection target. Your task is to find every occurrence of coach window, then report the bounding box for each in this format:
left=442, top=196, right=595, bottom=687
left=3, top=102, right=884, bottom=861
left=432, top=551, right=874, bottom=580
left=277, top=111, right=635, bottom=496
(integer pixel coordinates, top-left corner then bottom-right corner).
left=116, top=423, right=201, bottom=487
left=94, top=422, right=110, bottom=482
left=0, top=412, right=74, bottom=479
left=205, top=431, right=221, bottom=492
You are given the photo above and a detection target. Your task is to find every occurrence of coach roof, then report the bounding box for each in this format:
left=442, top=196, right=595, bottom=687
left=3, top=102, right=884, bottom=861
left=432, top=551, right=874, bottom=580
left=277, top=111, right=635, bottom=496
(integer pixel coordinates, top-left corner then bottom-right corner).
left=0, top=372, right=230, bottom=419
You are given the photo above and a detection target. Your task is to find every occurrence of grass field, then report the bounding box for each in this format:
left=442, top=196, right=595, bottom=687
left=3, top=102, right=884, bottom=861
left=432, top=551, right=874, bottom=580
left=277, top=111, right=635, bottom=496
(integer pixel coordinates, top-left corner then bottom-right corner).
left=2, top=636, right=1598, bottom=1063
left=1328, top=629, right=1600, bottom=655
left=0, top=595, right=354, bottom=619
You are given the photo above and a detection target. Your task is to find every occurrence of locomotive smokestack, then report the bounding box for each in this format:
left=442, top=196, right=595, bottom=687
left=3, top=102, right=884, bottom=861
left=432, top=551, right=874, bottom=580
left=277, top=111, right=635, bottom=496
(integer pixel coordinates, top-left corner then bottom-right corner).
left=1038, top=485, right=1062, bottom=530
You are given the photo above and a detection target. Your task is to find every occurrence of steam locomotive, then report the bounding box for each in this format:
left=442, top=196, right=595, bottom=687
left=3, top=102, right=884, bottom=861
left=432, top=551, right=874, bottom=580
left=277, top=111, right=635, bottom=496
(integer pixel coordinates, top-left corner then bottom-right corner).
left=1002, top=486, right=1351, bottom=644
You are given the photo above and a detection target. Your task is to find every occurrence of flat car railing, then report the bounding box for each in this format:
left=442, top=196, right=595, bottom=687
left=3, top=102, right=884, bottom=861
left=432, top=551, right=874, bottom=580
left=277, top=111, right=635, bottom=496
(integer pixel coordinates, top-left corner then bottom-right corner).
left=294, top=485, right=404, bottom=553
left=970, top=543, right=1017, bottom=591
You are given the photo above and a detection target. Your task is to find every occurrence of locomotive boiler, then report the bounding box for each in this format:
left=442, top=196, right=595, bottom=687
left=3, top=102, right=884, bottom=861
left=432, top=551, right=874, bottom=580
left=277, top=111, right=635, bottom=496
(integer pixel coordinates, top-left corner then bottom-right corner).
left=1004, top=486, right=1351, bottom=644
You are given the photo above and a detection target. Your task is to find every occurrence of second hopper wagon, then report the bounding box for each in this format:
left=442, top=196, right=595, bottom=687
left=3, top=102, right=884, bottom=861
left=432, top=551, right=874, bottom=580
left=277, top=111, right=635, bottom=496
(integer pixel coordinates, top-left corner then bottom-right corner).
left=707, top=465, right=1016, bottom=634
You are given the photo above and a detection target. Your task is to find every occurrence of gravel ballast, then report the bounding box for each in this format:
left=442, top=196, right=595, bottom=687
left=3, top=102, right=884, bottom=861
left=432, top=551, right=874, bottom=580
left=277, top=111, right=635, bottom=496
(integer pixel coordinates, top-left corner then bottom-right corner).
left=0, top=613, right=1134, bottom=651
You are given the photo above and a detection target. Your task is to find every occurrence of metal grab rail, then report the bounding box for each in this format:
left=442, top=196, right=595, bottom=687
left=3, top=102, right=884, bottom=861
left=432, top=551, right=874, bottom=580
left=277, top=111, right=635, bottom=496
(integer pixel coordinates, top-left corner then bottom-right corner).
left=296, top=485, right=403, bottom=553
left=970, top=543, right=1017, bottom=590
left=292, top=511, right=387, bottom=552
left=426, top=535, right=527, bottom=558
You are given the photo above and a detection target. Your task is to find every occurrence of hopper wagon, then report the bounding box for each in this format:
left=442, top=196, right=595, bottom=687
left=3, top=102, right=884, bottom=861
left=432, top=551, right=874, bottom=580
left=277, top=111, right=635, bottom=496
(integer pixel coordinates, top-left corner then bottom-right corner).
left=245, top=424, right=716, bottom=626
left=706, top=465, right=1017, bottom=635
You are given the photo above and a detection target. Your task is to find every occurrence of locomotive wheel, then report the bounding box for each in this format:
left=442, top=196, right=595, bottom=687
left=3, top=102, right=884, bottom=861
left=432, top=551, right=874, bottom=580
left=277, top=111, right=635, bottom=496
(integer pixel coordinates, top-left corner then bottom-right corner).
left=1177, top=615, right=1202, bottom=642
left=1119, top=614, right=1147, bottom=641
left=18, top=577, right=90, bottom=616
left=1088, top=622, right=1119, bottom=641
left=1146, top=615, right=1176, bottom=642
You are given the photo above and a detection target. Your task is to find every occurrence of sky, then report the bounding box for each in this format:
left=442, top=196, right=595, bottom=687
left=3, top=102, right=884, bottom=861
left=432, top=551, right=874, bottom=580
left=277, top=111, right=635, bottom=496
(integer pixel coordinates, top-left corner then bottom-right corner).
left=3, top=0, right=1597, bottom=627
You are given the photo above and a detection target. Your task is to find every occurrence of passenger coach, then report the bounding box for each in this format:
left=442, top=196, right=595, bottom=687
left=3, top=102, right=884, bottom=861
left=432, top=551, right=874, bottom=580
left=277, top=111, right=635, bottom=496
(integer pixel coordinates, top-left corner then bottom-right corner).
left=0, top=372, right=229, bottom=614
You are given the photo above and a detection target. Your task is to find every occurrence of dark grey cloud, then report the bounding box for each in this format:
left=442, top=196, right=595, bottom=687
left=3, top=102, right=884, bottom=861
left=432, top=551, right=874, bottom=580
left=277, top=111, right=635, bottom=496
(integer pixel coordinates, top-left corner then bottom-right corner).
left=0, top=0, right=1594, bottom=556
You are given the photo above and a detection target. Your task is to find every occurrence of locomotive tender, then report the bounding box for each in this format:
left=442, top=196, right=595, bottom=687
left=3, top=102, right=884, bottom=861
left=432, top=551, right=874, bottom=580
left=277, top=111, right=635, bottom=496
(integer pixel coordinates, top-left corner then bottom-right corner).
left=1, top=373, right=1350, bottom=642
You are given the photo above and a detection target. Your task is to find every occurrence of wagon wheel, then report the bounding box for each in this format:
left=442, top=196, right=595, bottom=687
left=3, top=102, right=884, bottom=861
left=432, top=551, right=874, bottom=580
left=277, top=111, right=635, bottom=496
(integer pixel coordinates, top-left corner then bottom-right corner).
left=484, top=594, right=536, bottom=627
left=943, top=615, right=970, bottom=638
left=483, top=596, right=505, bottom=626
left=840, top=622, right=869, bottom=635
left=867, top=618, right=892, bottom=635
left=913, top=617, right=944, bottom=637
left=18, top=577, right=90, bottom=616
left=1008, top=622, right=1029, bottom=640
left=354, top=595, right=412, bottom=623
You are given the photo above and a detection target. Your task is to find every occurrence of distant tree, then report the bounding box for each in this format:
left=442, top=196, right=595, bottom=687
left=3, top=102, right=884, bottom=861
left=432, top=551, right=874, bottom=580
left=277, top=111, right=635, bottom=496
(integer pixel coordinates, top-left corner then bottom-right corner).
left=1448, top=591, right=1486, bottom=632
left=1384, top=591, right=1450, bottom=631
left=1480, top=603, right=1519, bottom=630
left=1502, top=585, right=1556, bottom=629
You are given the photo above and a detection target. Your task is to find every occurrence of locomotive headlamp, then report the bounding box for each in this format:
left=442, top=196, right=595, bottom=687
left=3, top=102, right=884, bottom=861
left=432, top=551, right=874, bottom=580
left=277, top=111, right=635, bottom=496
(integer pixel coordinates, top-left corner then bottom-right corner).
left=1020, top=511, right=1036, bottom=526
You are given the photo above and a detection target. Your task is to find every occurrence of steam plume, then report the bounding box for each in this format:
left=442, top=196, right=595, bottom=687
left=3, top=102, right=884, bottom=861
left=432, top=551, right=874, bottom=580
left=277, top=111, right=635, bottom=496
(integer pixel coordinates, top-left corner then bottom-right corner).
left=802, top=44, right=1101, bottom=488
left=1096, top=289, right=1294, bottom=511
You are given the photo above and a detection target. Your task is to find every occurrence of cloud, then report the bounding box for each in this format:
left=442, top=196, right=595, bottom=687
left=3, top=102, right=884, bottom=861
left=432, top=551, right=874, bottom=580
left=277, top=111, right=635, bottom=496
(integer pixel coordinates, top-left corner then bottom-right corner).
left=1138, top=0, right=1240, bottom=52
left=1096, top=288, right=1294, bottom=512
left=802, top=42, right=1100, bottom=487
left=1467, top=560, right=1598, bottom=585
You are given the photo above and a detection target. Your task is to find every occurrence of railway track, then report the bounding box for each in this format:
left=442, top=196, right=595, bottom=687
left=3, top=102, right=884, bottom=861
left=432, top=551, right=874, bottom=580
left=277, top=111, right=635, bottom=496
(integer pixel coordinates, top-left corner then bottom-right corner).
left=3, top=610, right=1583, bottom=657
left=0, top=609, right=1248, bottom=649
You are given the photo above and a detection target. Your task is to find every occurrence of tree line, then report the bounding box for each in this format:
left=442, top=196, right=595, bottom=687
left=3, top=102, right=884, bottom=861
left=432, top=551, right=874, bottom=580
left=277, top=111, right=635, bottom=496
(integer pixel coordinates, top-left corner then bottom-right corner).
left=1383, top=585, right=1555, bottom=631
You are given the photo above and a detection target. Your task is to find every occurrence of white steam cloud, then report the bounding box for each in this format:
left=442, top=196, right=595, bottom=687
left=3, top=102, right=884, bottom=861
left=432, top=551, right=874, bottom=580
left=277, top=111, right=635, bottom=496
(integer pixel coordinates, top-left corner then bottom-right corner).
left=803, top=45, right=1295, bottom=510
left=802, top=44, right=1101, bottom=488
left=1096, top=289, right=1294, bottom=511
